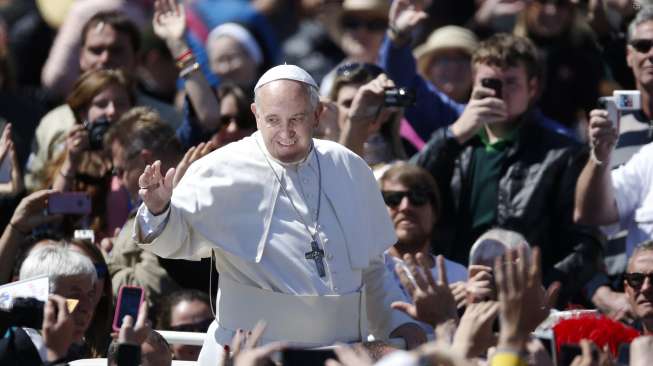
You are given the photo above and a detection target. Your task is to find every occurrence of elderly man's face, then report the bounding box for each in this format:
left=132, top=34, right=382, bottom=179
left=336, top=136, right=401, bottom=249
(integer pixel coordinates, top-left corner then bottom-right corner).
left=625, top=250, right=653, bottom=322
left=54, top=274, right=96, bottom=342
left=382, top=180, right=435, bottom=249
left=628, top=21, right=653, bottom=90
left=252, top=80, right=320, bottom=163
left=80, top=24, right=136, bottom=74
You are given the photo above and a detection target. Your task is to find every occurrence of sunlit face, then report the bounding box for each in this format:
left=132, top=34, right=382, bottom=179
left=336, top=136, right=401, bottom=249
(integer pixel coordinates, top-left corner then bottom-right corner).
left=628, top=21, right=653, bottom=90
left=426, top=49, right=473, bottom=103
left=474, top=63, right=537, bottom=122
left=625, top=251, right=653, bottom=323
left=110, top=140, right=144, bottom=202
left=382, top=180, right=435, bottom=249
left=211, top=93, right=255, bottom=148
left=340, top=12, right=386, bottom=63
left=169, top=300, right=213, bottom=361
left=53, top=274, right=96, bottom=342
left=83, top=83, right=132, bottom=123
left=80, top=24, right=136, bottom=73
left=207, top=36, right=258, bottom=87
left=251, top=80, right=320, bottom=163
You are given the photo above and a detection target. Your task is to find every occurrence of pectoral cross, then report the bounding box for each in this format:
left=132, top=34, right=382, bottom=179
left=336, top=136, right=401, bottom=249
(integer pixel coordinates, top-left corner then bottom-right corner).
left=305, top=240, right=326, bottom=277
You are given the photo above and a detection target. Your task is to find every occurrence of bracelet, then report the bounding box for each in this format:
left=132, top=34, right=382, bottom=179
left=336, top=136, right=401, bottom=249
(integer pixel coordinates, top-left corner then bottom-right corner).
left=8, top=222, right=29, bottom=236
left=176, top=55, right=196, bottom=70
left=179, top=62, right=200, bottom=79
left=175, top=49, right=193, bottom=62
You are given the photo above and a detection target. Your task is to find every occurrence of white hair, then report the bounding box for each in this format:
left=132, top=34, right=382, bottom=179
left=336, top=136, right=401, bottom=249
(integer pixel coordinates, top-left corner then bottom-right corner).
left=628, top=5, right=653, bottom=42
left=19, top=245, right=97, bottom=292
left=469, top=228, right=531, bottom=266
left=254, top=81, right=320, bottom=113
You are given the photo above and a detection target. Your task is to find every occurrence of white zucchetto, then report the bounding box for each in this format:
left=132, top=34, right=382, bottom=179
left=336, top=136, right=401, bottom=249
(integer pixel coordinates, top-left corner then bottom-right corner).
left=254, top=64, right=318, bottom=91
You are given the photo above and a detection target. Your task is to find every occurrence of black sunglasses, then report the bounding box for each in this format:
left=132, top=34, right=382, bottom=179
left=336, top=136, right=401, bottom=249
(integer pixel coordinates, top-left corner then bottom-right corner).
left=630, top=39, right=653, bottom=54
left=341, top=16, right=387, bottom=32
left=624, top=272, right=653, bottom=289
left=336, top=62, right=384, bottom=78
left=169, top=318, right=213, bottom=333
left=219, top=114, right=253, bottom=129
left=382, top=190, right=430, bottom=208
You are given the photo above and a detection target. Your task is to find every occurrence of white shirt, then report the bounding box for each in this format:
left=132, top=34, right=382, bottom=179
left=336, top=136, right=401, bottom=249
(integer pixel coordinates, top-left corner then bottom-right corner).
left=135, top=132, right=413, bottom=360
left=611, top=141, right=653, bottom=256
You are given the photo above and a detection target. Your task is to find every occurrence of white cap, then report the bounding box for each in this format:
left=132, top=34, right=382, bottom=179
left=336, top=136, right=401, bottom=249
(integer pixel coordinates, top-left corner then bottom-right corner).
left=254, top=64, right=318, bottom=91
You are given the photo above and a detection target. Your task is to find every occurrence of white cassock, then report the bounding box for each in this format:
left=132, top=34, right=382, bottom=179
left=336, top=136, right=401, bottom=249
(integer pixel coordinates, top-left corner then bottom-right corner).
left=133, top=132, right=413, bottom=364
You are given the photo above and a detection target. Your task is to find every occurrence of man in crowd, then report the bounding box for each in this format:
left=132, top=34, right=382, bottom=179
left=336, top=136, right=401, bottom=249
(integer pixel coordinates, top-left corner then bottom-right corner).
left=384, top=0, right=603, bottom=307
left=134, top=64, right=424, bottom=363
left=623, top=241, right=653, bottom=334
left=25, top=10, right=181, bottom=191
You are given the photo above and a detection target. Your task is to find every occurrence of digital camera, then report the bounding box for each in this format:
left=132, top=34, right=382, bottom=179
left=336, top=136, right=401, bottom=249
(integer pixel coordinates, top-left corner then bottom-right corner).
left=84, top=116, right=111, bottom=151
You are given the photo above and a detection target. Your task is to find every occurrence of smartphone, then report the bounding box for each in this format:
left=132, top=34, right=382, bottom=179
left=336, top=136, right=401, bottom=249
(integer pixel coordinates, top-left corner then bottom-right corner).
left=47, top=192, right=92, bottom=215
left=481, top=78, right=502, bottom=99
left=0, top=154, right=11, bottom=183
left=281, top=348, right=337, bottom=366
left=112, top=286, right=145, bottom=332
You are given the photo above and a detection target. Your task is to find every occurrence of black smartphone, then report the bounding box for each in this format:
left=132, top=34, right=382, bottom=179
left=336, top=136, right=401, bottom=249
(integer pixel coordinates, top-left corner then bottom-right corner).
left=481, top=77, right=502, bottom=99
left=281, top=348, right=337, bottom=366
left=112, top=286, right=144, bottom=331
left=47, top=192, right=92, bottom=215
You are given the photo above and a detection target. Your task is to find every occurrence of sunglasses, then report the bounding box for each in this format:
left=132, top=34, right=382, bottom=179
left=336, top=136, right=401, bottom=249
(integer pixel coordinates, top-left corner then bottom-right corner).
left=630, top=39, right=653, bottom=54
left=624, top=272, right=653, bottom=289
left=382, top=190, right=430, bottom=208
left=219, top=114, right=253, bottom=130
left=341, top=16, right=387, bottom=32
left=169, top=318, right=213, bottom=333
left=336, top=62, right=384, bottom=78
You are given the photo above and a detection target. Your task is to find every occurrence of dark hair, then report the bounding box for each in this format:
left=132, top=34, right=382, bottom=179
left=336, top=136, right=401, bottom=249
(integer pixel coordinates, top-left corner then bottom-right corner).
left=157, top=289, right=211, bottom=330
left=216, top=82, right=256, bottom=130
left=329, top=63, right=383, bottom=101
left=67, top=69, right=135, bottom=123
left=472, top=33, right=541, bottom=81
left=378, top=163, right=442, bottom=217
left=81, top=10, right=141, bottom=53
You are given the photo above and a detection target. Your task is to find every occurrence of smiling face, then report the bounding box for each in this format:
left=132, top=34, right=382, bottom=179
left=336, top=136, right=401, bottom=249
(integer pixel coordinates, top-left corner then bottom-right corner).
left=251, top=80, right=320, bottom=163
left=83, top=82, right=132, bottom=123
left=80, top=24, right=136, bottom=74
left=628, top=21, right=653, bottom=91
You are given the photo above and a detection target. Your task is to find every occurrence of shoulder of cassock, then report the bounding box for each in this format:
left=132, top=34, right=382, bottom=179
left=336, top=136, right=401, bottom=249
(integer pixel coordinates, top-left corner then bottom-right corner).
left=171, top=132, right=397, bottom=268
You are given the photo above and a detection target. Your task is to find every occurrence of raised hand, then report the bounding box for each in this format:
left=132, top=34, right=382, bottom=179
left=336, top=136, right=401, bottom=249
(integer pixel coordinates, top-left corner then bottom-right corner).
left=221, top=321, right=285, bottom=366
left=630, top=336, right=653, bottom=366
left=392, top=253, right=458, bottom=328
left=0, top=123, right=23, bottom=196
left=587, top=108, right=618, bottom=163
left=42, top=294, right=75, bottom=362
left=325, top=344, right=373, bottom=366
left=9, top=189, right=60, bottom=234
left=466, top=264, right=496, bottom=303
left=118, top=301, right=151, bottom=346
left=388, top=0, right=428, bottom=44
left=138, top=160, right=175, bottom=215
left=451, top=301, right=499, bottom=358
left=153, top=0, right=186, bottom=42
left=450, top=84, right=507, bottom=144
left=173, top=141, right=215, bottom=187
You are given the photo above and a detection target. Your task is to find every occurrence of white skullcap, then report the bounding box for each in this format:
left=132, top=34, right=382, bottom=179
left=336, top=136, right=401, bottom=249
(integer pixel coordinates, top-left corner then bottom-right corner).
left=206, top=23, right=263, bottom=66
left=254, top=64, right=318, bottom=91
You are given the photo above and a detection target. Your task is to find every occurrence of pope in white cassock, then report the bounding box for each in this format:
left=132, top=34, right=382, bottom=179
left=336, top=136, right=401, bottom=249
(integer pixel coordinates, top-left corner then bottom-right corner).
left=133, top=64, right=424, bottom=364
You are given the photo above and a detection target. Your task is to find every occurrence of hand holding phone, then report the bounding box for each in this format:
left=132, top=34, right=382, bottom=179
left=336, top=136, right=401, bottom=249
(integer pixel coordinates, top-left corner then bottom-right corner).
left=112, top=286, right=145, bottom=332
left=47, top=192, right=91, bottom=215
left=481, top=78, right=502, bottom=99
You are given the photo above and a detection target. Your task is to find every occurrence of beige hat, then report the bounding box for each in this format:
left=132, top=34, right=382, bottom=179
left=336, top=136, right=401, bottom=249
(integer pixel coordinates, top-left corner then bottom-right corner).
left=414, top=26, right=479, bottom=74
left=36, top=0, right=75, bottom=29
left=342, top=0, right=390, bottom=17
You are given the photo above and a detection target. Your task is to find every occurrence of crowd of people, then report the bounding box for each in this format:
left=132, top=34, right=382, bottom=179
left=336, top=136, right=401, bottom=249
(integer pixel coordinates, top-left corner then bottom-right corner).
left=1, top=0, right=653, bottom=365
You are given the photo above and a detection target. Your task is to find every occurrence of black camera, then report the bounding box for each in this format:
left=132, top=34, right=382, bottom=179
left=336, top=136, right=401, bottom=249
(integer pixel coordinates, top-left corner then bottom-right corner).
left=383, top=87, right=416, bottom=107
left=0, top=297, right=44, bottom=332
left=481, top=78, right=502, bottom=99
left=84, top=116, right=111, bottom=151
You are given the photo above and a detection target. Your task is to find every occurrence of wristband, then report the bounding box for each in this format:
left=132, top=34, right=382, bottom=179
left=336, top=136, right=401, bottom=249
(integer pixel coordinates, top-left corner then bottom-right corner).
left=175, top=49, right=192, bottom=62
left=179, top=62, right=200, bottom=79
left=491, top=352, right=528, bottom=366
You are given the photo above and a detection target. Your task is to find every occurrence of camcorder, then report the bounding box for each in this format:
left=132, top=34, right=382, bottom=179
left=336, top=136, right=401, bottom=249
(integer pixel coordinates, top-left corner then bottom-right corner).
left=0, top=297, right=44, bottom=333
left=597, top=90, right=641, bottom=131
left=83, top=116, right=111, bottom=151
left=383, top=87, right=416, bottom=107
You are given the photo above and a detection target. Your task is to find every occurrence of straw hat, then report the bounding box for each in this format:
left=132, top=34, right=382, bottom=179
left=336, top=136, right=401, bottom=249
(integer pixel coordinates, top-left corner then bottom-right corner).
left=413, top=26, right=479, bottom=74
left=342, top=0, right=390, bottom=17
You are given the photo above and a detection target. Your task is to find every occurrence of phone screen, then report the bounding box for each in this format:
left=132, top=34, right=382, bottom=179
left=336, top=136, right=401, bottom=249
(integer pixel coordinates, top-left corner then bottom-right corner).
left=282, top=349, right=337, bottom=366
left=113, top=287, right=144, bottom=330
left=0, top=155, right=11, bottom=183
left=47, top=192, right=92, bottom=215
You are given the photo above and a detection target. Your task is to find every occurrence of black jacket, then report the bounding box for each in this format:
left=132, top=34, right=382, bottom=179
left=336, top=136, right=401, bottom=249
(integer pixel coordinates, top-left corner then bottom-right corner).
left=413, top=114, right=604, bottom=305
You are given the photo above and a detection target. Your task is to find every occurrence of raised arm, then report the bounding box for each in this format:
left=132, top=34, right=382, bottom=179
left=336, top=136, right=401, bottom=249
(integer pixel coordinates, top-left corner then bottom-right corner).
left=574, top=108, right=620, bottom=225
left=153, top=0, right=221, bottom=132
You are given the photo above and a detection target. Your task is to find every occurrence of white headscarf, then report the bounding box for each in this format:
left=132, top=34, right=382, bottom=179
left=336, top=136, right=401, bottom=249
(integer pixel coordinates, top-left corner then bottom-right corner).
left=206, top=22, right=263, bottom=66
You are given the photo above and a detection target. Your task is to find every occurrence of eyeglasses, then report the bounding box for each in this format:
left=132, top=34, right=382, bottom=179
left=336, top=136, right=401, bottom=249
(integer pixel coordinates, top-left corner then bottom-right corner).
left=382, top=190, right=430, bottom=208
left=341, top=16, right=387, bottom=32
left=630, top=39, right=653, bottom=54
left=169, top=318, right=213, bottom=333
left=336, top=62, right=384, bottom=78
left=624, top=272, right=653, bottom=289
